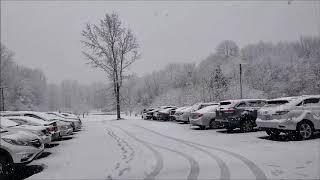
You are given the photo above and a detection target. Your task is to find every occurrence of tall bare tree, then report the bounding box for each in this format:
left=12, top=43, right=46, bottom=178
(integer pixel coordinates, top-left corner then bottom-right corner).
left=81, top=13, right=139, bottom=119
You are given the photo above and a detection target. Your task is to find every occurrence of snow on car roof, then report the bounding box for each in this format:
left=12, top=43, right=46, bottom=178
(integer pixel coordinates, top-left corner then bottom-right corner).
left=196, top=104, right=219, bottom=113
left=220, top=99, right=266, bottom=104
left=6, top=116, right=51, bottom=125
left=0, top=117, right=19, bottom=127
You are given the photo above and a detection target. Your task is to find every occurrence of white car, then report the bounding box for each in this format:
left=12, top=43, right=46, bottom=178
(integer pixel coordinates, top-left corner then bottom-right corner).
left=0, top=128, right=44, bottom=176
left=1, top=117, right=50, bottom=144
left=3, top=116, right=52, bottom=144
left=189, top=104, right=220, bottom=129
left=1, top=111, right=73, bottom=139
left=175, top=102, right=217, bottom=123
left=47, top=112, right=82, bottom=131
left=256, top=95, right=320, bottom=140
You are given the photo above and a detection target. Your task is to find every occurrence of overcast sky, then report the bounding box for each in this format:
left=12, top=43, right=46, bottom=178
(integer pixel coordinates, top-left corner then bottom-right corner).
left=1, top=1, right=319, bottom=84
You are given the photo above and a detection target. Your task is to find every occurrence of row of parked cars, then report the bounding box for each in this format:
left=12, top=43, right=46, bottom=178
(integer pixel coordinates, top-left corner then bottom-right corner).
left=0, top=111, right=82, bottom=176
left=142, top=95, right=320, bottom=140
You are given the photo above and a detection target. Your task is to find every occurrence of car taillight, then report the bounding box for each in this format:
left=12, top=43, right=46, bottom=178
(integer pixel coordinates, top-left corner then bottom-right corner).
left=47, top=126, right=55, bottom=132
left=198, top=113, right=203, bottom=117
left=223, top=108, right=235, bottom=113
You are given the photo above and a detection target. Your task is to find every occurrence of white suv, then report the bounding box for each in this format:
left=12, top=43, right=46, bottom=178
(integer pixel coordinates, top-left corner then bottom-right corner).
left=0, top=128, right=44, bottom=176
left=256, top=95, right=320, bottom=140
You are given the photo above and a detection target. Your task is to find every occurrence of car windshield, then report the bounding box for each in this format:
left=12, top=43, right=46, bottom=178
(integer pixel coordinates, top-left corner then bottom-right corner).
left=197, top=105, right=219, bottom=113
left=266, top=100, right=290, bottom=107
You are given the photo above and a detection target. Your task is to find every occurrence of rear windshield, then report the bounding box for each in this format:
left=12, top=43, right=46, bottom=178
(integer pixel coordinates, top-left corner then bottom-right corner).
left=220, top=102, right=231, bottom=105
left=266, top=100, right=289, bottom=106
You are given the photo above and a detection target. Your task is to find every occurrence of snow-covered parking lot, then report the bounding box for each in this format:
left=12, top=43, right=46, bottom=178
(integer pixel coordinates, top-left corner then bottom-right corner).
left=21, top=115, right=320, bottom=180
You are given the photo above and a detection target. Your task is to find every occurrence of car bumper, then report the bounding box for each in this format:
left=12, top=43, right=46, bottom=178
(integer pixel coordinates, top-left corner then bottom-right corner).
left=256, top=118, right=297, bottom=131
left=60, top=128, right=73, bottom=136
left=175, top=115, right=189, bottom=122
left=40, top=135, right=52, bottom=144
left=190, top=118, right=205, bottom=126
left=51, top=131, right=60, bottom=140
left=11, top=144, right=44, bottom=164
left=215, top=118, right=241, bottom=128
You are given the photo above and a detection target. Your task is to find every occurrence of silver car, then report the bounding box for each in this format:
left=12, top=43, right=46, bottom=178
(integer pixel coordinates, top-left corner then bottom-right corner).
left=0, top=128, right=44, bottom=176
left=176, top=102, right=217, bottom=123
left=257, top=95, right=320, bottom=140
left=189, top=104, right=220, bottom=129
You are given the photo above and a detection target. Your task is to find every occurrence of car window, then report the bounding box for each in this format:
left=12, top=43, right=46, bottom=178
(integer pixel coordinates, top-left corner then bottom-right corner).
left=303, top=98, right=320, bottom=107
left=25, top=114, right=42, bottom=120
left=237, top=102, right=247, bottom=108
left=248, top=101, right=266, bottom=107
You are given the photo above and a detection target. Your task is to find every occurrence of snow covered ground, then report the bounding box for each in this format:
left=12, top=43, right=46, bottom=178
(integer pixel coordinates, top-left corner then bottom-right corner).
left=23, top=114, right=320, bottom=180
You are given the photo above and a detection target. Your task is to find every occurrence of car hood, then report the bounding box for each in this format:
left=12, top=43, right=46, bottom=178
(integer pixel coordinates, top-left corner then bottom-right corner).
left=2, top=129, right=39, bottom=141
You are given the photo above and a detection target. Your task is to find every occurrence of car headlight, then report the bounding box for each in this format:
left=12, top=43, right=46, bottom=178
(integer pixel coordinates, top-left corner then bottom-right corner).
left=2, top=138, right=29, bottom=146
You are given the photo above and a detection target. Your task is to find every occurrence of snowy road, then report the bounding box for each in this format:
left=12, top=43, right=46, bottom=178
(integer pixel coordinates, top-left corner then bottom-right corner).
left=26, top=115, right=320, bottom=180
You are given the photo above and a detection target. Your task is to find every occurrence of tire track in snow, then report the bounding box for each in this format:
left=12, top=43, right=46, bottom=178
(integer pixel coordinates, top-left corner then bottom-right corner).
left=114, top=126, right=200, bottom=180
left=134, top=124, right=268, bottom=180
left=114, top=126, right=164, bottom=180
left=105, top=128, right=135, bottom=179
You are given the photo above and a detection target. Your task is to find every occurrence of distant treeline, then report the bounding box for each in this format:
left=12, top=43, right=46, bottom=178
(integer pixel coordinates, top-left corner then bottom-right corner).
left=1, top=36, right=319, bottom=113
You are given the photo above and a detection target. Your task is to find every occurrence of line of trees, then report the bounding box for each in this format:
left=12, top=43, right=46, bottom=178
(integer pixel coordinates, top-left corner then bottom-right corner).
left=0, top=43, right=109, bottom=113
left=1, top=36, right=319, bottom=115
left=120, top=36, right=320, bottom=114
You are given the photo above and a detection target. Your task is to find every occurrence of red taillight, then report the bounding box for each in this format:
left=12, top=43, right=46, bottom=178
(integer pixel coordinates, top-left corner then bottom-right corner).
left=223, top=108, right=235, bottom=113
left=47, top=126, right=55, bottom=132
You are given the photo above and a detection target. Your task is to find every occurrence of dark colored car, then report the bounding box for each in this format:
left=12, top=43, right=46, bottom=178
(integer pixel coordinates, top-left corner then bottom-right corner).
left=142, top=108, right=155, bottom=120
left=157, top=107, right=177, bottom=121
left=215, top=99, right=266, bottom=132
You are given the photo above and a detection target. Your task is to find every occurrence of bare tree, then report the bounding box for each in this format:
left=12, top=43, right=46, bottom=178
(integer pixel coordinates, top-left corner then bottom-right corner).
left=81, top=13, right=139, bottom=119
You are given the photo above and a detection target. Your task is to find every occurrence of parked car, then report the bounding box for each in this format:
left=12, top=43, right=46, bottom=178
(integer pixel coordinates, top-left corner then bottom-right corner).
left=141, top=108, right=155, bottom=120
left=256, top=95, right=320, bottom=140
left=153, top=106, right=176, bottom=120
left=60, top=112, right=82, bottom=124
left=0, top=127, right=44, bottom=176
left=173, top=106, right=189, bottom=121
left=1, top=111, right=72, bottom=139
left=47, top=112, right=82, bottom=131
left=157, top=107, right=177, bottom=121
left=189, top=103, right=221, bottom=129
left=4, top=116, right=58, bottom=142
left=215, top=99, right=266, bottom=132
left=1, top=117, right=51, bottom=145
left=176, top=102, right=217, bottom=123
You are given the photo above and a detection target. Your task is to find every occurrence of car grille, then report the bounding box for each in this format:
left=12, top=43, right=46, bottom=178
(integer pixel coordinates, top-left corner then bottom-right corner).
left=30, top=139, right=42, bottom=148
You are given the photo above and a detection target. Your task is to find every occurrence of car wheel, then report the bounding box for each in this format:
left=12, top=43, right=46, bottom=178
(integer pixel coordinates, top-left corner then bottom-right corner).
left=226, top=127, right=234, bottom=132
left=240, top=120, right=253, bottom=133
left=266, top=129, right=280, bottom=138
left=297, top=121, right=314, bottom=140
left=199, top=125, right=206, bottom=130
left=209, top=119, right=216, bottom=129
left=0, top=155, right=12, bottom=176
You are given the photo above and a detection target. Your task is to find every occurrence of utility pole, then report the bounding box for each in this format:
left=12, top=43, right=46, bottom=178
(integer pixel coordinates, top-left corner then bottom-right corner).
left=0, top=87, right=4, bottom=111
left=239, top=64, right=243, bottom=99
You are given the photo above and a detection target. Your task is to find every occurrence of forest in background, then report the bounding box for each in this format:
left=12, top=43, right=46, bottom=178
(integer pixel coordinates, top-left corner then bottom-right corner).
left=1, top=36, right=319, bottom=114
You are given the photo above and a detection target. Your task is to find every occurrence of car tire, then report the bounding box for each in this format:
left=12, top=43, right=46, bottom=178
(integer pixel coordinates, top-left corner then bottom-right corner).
left=0, top=155, right=12, bottom=176
left=226, top=127, right=234, bottom=132
left=209, top=119, right=216, bottom=129
left=266, top=129, right=280, bottom=138
left=297, top=121, right=314, bottom=140
left=199, top=125, right=206, bottom=130
left=240, top=120, right=254, bottom=133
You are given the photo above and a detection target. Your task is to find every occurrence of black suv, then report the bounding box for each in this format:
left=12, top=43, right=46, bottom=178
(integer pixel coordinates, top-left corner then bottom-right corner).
left=215, top=99, right=266, bottom=132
